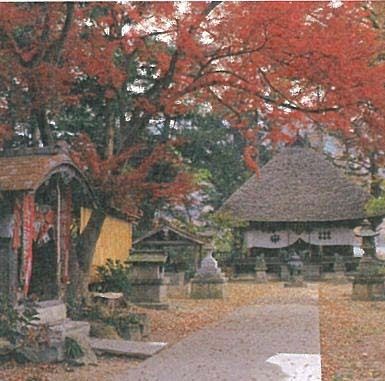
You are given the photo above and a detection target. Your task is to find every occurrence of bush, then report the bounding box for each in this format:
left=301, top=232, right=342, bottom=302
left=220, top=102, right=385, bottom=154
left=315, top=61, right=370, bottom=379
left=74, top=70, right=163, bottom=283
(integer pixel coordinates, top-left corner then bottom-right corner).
left=0, top=294, right=50, bottom=362
left=96, top=259, right=131, bottom=297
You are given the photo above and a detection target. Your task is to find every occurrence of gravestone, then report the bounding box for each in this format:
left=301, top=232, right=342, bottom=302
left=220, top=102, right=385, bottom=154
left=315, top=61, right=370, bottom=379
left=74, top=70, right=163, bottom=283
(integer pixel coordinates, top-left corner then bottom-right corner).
left=190, top=246, right=227, bottom=299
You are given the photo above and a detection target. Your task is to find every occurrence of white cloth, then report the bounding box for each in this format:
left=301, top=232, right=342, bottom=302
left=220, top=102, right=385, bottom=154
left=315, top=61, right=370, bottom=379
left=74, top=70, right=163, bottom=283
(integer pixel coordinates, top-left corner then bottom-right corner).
left=245, top=227, right=360, bottom=249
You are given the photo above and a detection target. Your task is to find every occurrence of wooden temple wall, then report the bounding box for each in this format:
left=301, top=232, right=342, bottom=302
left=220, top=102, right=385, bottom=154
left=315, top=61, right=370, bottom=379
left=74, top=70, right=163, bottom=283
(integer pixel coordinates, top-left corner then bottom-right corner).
left=80, top=208, right=133, bottom=282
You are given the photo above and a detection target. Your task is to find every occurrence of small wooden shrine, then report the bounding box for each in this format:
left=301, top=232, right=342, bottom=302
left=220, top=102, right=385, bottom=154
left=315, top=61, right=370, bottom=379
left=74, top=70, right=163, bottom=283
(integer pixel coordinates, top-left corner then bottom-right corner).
left=220, top=145, right=383, bottom=280
left=0, top=146, right=94, bottom=302
left=133, top=220, right=205, bottom=271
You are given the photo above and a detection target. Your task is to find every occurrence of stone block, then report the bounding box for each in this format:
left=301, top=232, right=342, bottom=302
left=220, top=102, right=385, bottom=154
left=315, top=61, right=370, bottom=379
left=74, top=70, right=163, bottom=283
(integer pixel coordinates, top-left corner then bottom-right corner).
left=90, top=322, right=121, bottom=340
left=284, top=276, right=307, bottom=288
left=352, top=274, right=385, bottom=301
left=190, top=278, right=226, bottom=299
left=65, top=334, right=97, bottom=366
left=36, top=300, right=67, bottom=325
left=130, top=279, right=168, bottom=304
left=255, top=270, right=268, bottom=283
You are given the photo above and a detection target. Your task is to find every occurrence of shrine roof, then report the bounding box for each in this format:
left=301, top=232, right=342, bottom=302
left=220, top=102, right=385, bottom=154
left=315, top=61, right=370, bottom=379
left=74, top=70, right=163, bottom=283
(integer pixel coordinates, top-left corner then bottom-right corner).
left=0, top=147, right=93, bottom=195
left=220, top=146, right=381, bottom=223
left=133, top=220, right=204, bottom=247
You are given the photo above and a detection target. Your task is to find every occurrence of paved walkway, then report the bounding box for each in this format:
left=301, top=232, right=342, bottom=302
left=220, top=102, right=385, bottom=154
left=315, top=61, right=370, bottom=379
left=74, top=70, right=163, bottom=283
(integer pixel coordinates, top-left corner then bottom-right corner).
left=116, top=284, right=321, bottom=381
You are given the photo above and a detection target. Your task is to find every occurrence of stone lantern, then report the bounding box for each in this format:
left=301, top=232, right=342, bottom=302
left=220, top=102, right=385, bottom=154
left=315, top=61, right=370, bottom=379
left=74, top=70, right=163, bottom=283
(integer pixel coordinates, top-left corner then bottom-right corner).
left=190, top=242, right=227, bottom=299
left=284, top=253, right=306, bottom=288
left=352, top=219, right=385, bottom=301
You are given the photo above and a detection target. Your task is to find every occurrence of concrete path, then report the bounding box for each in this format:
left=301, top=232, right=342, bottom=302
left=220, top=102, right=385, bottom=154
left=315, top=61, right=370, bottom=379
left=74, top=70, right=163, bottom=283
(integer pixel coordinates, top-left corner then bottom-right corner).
left=116, top=284, right=321, bottom=381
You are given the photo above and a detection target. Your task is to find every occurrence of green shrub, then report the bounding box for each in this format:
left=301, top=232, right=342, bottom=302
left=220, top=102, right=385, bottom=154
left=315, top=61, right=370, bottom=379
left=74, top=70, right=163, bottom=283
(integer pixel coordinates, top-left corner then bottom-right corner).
left=65, top=337, right=84, bottom=360
left=96, top=259, right=131, bottom=297
left=0, top=294, right=50, bottom=362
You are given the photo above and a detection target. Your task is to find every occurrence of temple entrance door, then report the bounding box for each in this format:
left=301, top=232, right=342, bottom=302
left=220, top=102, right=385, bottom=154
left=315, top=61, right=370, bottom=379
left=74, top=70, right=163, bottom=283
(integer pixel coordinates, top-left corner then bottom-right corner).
left=29, top=238, right=59, bottom=301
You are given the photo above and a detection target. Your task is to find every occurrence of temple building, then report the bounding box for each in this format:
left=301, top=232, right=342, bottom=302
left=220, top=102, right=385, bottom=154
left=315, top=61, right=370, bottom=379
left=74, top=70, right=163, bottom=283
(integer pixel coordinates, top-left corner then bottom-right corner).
left=221, top=145, right=383, bottom=280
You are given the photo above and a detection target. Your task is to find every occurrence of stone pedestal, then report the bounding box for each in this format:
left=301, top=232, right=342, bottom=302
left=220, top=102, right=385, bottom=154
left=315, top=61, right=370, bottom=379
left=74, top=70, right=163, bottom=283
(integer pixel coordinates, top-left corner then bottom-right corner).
left=254, top=257, right=268, bottom=283
left=190, top=253, right=227, bottom=299
left=280, top=265, right=290, bottom=282
left=284, top=275, right=307, bottom=288
left=126, top=251, right=169, bottom=309
left=352, top=256, right=385, bottom=301
left=129, top=279, right=169, bottom=309
left=331, top=258, right=349, bottom=284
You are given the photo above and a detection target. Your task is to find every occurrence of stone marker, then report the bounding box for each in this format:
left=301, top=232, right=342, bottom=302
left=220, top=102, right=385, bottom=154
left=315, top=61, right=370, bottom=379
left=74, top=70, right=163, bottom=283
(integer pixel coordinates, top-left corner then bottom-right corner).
left=90, top=338, right=167, bottom=359
left=190, top=244, right=227, bottom=299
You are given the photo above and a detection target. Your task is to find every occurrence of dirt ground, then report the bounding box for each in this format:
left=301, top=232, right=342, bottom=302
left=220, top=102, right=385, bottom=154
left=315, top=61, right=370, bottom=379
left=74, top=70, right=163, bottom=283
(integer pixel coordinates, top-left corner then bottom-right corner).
left=1, top=282, right=385, bottom=381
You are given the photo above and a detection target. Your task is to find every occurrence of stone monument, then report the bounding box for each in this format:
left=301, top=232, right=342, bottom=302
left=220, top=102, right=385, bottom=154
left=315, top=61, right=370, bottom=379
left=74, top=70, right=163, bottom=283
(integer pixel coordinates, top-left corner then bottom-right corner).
left=190, top=243, right=227, bottom=299
left=352, top=220, right=385, bottom=301
left=255, top=254, right=268, bottom=283
left=126, top=250, right=169, bottom=309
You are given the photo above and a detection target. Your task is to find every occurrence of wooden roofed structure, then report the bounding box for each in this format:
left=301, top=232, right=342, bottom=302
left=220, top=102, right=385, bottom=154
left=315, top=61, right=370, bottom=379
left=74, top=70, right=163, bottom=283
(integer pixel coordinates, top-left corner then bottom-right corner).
left=0, top=146, right=95, bottom=302
left=133, top=221, right=205, bottom=272
left=133, top=221, right=204, bottom=248
left=220, top=145, right=383, bottom=280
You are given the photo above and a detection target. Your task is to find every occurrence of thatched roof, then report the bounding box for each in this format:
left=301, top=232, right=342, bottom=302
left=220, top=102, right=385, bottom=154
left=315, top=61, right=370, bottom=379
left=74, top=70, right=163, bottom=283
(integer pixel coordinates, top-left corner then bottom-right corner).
left=221, top=146, right=375, bottom=223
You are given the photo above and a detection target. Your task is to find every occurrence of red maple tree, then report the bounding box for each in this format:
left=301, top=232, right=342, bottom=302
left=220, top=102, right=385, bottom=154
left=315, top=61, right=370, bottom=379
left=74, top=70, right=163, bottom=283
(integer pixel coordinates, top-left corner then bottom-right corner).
left=1, top=2, right=385, bottom=203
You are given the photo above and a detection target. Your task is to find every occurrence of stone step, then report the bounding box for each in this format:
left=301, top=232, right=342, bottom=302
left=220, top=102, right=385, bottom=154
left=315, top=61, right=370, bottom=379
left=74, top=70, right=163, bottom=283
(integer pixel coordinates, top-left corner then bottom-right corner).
left=36, top=300, right=67, bottom=325
left=50, top=319, right=91, bottom=341
left=89, top=338, right=167, bottom=359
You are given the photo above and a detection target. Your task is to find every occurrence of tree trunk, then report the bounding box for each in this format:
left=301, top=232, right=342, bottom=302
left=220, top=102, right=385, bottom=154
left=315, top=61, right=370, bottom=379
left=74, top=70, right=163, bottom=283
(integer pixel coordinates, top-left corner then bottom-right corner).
left=33, top=107, right=54, bottom=146
left=105, top=111, right=115, bottom=159
left=70, top=208, right=106, bottom=302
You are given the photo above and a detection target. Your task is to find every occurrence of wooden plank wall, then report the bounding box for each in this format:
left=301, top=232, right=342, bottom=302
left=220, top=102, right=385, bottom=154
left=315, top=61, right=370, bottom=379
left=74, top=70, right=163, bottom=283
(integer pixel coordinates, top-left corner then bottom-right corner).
left=80, top=208, right=132, bottom=283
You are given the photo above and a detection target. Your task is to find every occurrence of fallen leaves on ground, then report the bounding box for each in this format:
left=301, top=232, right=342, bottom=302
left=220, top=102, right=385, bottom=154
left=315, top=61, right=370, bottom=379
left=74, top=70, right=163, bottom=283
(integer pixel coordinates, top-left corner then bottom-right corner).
left=0, top=283, right=277, bottom=381
left=319, top=283, right=385, bottom=381
left=2, top=282, right=382, bottom=381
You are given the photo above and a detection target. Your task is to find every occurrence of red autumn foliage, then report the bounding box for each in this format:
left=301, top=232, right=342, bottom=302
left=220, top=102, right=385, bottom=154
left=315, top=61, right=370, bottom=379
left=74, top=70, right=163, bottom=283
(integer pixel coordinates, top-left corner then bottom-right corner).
left=1, top=2, right=385, bottom=195
left=70, top=134, right=197, bottom=216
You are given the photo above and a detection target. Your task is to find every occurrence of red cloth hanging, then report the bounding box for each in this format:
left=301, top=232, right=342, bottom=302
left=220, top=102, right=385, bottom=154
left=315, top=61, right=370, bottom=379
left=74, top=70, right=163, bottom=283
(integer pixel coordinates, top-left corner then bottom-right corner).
left=22, top=193, right=35, bottom=296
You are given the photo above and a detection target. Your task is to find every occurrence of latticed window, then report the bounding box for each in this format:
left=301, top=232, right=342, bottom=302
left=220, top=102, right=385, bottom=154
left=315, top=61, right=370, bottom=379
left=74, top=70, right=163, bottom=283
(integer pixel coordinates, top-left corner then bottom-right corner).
left=270, top=234, right=280, bottom=243
left=318, top=231, right=331, bottom=240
